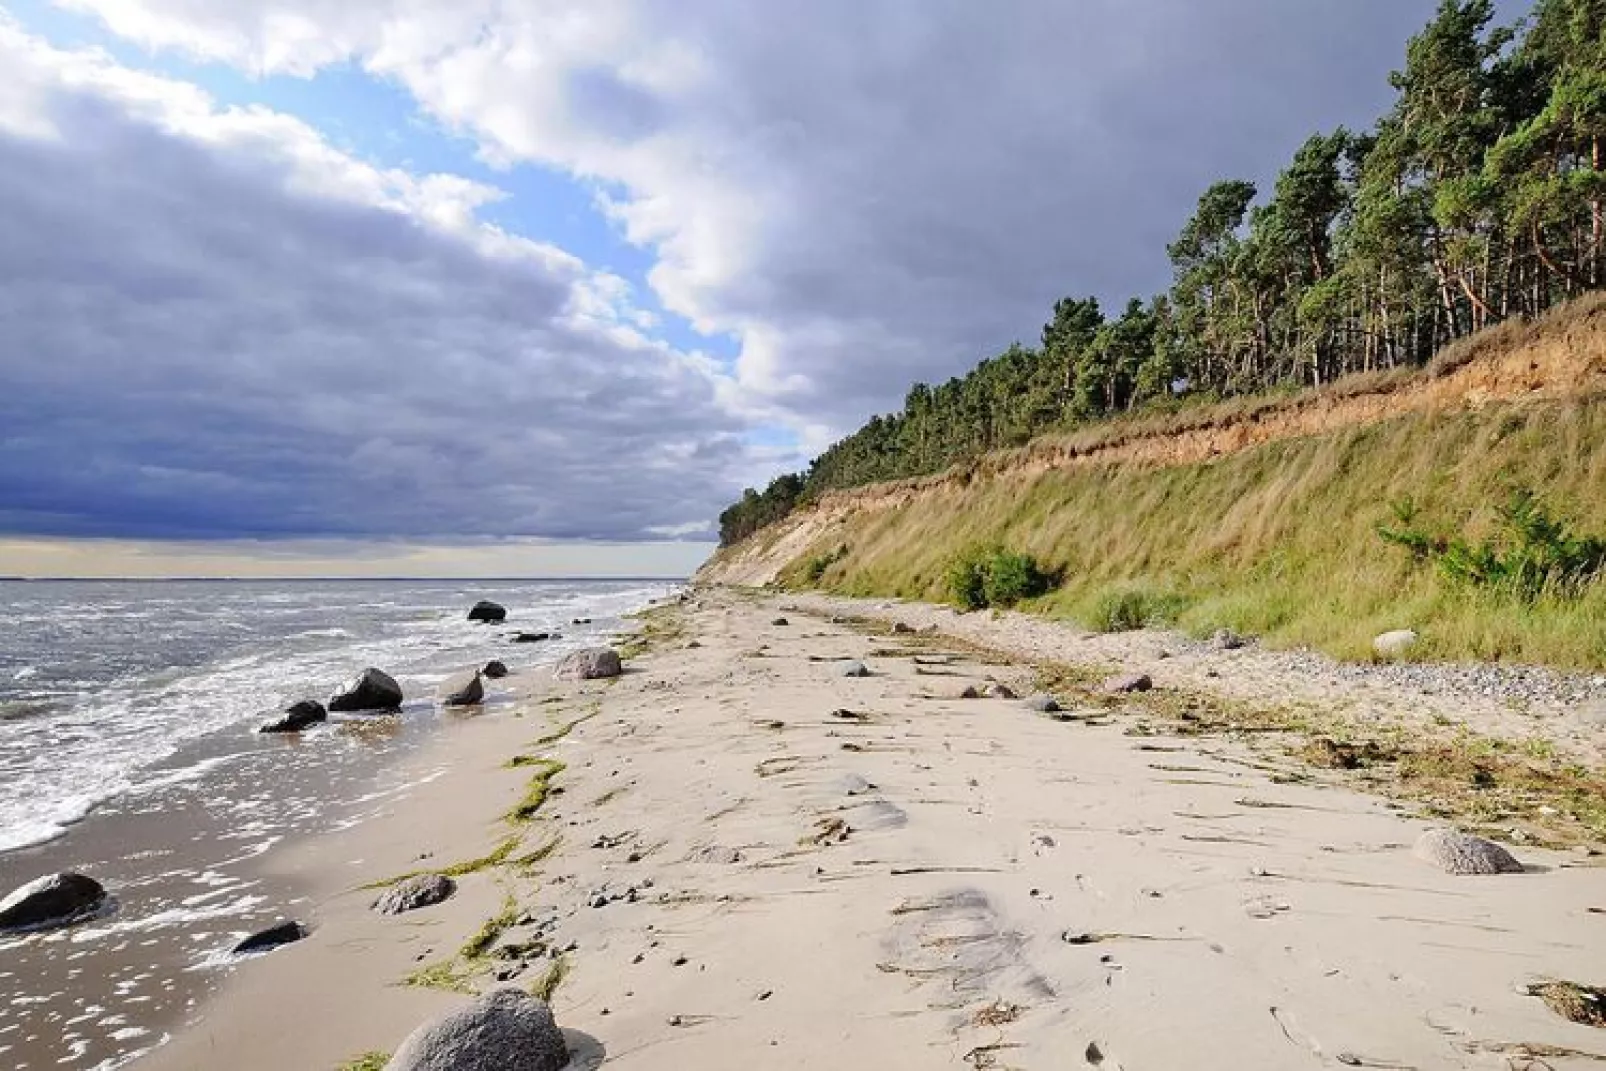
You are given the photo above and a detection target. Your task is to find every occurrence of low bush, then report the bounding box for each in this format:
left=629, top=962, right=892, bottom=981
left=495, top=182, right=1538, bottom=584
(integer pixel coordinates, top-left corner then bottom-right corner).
left=946, top=546, right=1054, bottom=610
left=1088, top=586, right=1187, bottom=633
left=803, top=544, right=849, bottom=584
left=1379, top=489, right=1606, bottom=601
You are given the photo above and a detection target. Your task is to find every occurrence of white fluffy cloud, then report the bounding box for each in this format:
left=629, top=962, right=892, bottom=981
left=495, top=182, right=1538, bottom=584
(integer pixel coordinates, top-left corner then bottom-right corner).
left=48, top=0, right=1447, bottom=447
left=0, top=16, right=751, bottom=540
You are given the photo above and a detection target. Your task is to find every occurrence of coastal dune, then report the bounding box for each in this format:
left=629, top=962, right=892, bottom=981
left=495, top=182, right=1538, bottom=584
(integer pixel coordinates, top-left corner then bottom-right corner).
left=141, top=591, right=1606, bottom=1069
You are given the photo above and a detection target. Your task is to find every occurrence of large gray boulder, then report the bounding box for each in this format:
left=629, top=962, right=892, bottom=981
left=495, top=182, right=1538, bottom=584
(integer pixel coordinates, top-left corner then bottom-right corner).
left=259, top=699, right=327, bottom=734
left=387, top=988, right=568, bottom=1071
left=468, top=601, right=507, bottom=624
left=1373, top=629, right=1419, bottom=659
left=1414, top=828, right=1524, bottom=875
left=0, top=872, right=107, bottom=932
left=329, top=668, right=403, bottom=713
left=373, top=874, right=456, bottom=916
left=554, top=648, right=622, bottom=681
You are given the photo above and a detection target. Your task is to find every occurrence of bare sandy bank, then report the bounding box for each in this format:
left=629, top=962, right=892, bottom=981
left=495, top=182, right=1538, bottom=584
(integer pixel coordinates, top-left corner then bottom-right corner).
left=139, top=590, right=1606, bottom=1070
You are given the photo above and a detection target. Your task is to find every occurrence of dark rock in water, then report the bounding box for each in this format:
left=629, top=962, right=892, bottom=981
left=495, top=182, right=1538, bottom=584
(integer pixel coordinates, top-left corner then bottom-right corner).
left=259, top=699, right=327, bottom=734
left=554, top=648, right=622, bottom=681
left=771, top=617, right=790, bottom=626
left=1414, top=829, right=1524, bottom=875
left=1211, top=628, right=1247, bottom=651
left=389, top=988, right=568, bottom=1071
left=0, top=873, right=107, bottom=932
left=892, top=622, right=916, bottom=635
left=373, top=874, right=456, bottom=916
left=232, top=920, right=306, bottom=954
left=1024, top=694, right=1061, bottom=714
left=329, top=668, right=403, bottom=713
left=835, top=660, right=871, bottom=678
left=1102, top=673, right=1153, bottom=694
left=445, top=672, right=485, bottom=707
left=468, top=601, right=507, bottom=623
left=482, top=660, right=509, bottom=680
left=513, top=632, right=552, bottom=644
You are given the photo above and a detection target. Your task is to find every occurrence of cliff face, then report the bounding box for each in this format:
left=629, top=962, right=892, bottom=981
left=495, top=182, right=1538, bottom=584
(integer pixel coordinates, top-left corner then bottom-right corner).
left=698, top=297, right=1606, bottom=668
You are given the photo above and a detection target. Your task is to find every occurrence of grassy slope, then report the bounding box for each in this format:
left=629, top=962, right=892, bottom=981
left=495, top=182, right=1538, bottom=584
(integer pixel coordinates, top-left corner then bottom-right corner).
left=762, top=310, right=1606, bottom=669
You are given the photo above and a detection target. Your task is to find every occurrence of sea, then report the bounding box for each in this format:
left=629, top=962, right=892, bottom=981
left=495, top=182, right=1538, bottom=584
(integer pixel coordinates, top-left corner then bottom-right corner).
left=0, top=577, right=679, bottom=1070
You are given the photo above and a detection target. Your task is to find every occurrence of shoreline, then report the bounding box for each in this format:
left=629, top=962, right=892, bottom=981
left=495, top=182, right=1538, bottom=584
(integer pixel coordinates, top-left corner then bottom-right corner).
left=120, top=588, right=1606, bottom=1069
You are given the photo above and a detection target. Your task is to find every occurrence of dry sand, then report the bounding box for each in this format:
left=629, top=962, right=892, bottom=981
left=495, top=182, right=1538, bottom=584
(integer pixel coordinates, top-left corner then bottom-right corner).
left=139, top=590, right=1606, bottom=1070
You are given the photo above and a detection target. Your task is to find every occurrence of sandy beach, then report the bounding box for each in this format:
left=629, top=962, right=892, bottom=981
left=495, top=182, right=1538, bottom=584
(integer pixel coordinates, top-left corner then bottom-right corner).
left=135, top=589, right=1606, bottom=1070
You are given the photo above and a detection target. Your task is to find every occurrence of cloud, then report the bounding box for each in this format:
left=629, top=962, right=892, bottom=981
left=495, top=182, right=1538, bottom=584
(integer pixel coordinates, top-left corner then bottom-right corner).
left=47, top=0, right=1453, bottom=442
left=0, top=17, right=753, bottom=542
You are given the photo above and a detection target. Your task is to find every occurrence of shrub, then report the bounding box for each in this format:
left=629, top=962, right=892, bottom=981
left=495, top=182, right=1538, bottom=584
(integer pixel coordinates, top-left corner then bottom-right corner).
left=946, top=546, right=1054, bottom=610
left=1379, top=488, right=1606, bottom=600
left=1088, top=586, right=1186, bottom=633
left=803, top=544, right=849, bottom=584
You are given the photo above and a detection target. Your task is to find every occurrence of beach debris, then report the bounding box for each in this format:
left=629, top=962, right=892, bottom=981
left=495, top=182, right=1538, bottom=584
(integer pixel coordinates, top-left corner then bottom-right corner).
left=810, top=817, right=851, bottom=845
left=445, top=672, right=485, bottom=708
left=973, top=999, right=1021, bottom=1026
left=259, top=698, right=327, bottom=733
left=1413, top=828, right=1524, bottom=875
left=329, top=667, right=404, bottom=713
left=1299, top=737, right=1389, bottom=770
left=1372, top=629, right=1419, bottom=660
left=1024, top=694, right=1062, bottom=714
left=554, top=647, right=622, bottom=681
left=468, top=601, right=507, bottom=623
left=513, top=632, right=553, bottom=644
left=838, top=773, right=876, bottom=797
left=0, top=872, right=108, bottom=932
left=232, top=919, right=307, bottom=954
left=1102, top=673, right=1153, bottom=694
left=386, top=987, right=568, bottom=1071
left=835, top=660, right=872, bottom=678
left=1211, top=628, right=1247, bottom=651
left=1525, top=980, right=1606, bottom=1027
left=373, top=875, right=456, bottom=916
left=482, top=660, right=509, bottom=679
left=831, top=707, right=871, bottom=722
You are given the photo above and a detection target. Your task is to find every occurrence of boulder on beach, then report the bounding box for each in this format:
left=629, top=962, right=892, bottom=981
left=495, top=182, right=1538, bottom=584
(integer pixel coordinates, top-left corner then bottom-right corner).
left=232, top=920, right=306, bottom=954
left=445, top=673, right=485, bottom=708
left=387, top=988, right=568, bottom=1071
left=0, top=872, right=107, bottom=932
left=259, top=699, right=327, bottom=734
left=1414, top=828, right=1524, bottom=875
left=513, top=632, right=552, bottom=644
left=1024, top=694, right=1062, bottom=714
left=329, top=668, right=403, bottom=713
left=1211, top=628, right=1247, bottom=651
left=468, top=601, right=507, bottom=624
left=1374, top=629, right=1419, bottom=659
left=482, top=660, right=509, bottom=680
left=554, top=647, right=623, bottom=681
left=835, top=660, right=871, bottom=678
left=373, top=874, right=456, bottom=916
left=1103, top=673, right=1154, bottom=694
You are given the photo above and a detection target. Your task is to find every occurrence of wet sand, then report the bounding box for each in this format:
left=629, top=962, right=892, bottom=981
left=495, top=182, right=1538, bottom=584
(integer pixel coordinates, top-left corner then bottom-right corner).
left=110, top=589, right=1606, bottom=1070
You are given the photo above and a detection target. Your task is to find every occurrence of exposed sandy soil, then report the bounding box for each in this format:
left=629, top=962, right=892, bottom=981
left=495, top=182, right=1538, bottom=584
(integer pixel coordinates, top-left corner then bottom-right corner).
left=134, top=591, right=1606, bottom=1070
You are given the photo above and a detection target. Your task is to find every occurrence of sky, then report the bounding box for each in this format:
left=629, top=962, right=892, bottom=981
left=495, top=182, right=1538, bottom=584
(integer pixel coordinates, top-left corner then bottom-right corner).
left=0, top=0, right=1527, bottom=577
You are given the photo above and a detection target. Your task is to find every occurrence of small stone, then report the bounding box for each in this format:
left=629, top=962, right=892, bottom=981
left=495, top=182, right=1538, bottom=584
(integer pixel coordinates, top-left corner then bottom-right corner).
left=554, top=648, right=623, bottom=681
left=1414, top=829, right=1524, bottom=875
left=771, top=617, right=790, bottom=626
left=1023, top=694, right=1061, bottom=714
left=984, top=682, right=1017, bottom=700
left=373, top=874, right=456, bottom=916
left=1211, top=628, right=1247, bottom=651
left=1102, top=673, right=1153, bottom=694
left=834, top=660, right=872, bottom=678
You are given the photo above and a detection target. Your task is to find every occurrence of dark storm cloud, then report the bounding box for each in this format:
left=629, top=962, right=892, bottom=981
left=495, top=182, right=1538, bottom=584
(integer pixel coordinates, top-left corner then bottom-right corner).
left=0, top=39, right=747, bottom=540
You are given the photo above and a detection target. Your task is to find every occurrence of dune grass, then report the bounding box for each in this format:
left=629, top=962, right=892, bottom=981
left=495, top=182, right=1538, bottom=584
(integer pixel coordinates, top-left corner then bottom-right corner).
left=782, top=396, right=1606, bottom=669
